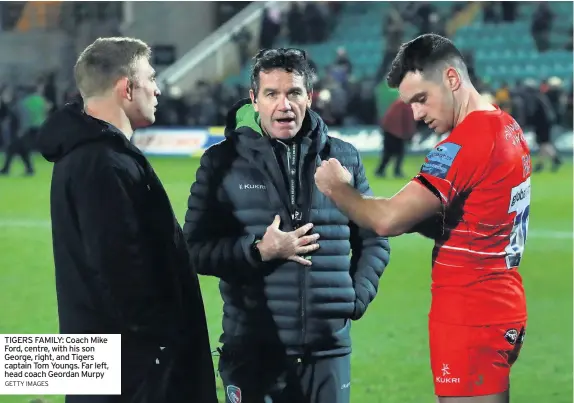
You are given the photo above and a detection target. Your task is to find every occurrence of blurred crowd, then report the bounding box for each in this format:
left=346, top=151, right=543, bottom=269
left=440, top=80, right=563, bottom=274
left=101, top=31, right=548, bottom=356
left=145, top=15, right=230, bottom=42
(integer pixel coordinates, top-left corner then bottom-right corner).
left=153, top=1, right=573, bottom=136
left=482, top=2, right=573, bottom=52
left=0, top=74, right=56, bottom=150
left=1, top=1, right=572, bottom=160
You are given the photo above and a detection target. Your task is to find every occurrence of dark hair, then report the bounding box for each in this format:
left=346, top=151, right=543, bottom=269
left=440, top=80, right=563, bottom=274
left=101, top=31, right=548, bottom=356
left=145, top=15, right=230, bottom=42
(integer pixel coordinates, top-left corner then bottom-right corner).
left=386, top=34, right=466, bottom=88
left=250, top=48, right=314, bottom=97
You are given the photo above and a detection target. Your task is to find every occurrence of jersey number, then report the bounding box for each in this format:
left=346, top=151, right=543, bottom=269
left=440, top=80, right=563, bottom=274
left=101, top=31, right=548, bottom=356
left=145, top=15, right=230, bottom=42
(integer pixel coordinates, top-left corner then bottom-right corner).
left=505, top=178, right=531, bottom=269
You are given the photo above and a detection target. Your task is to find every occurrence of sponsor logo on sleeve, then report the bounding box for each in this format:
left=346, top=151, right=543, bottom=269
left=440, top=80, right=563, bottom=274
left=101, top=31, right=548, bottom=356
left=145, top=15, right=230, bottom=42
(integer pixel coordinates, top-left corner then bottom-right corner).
left=420, top=142, right=462, bottom=179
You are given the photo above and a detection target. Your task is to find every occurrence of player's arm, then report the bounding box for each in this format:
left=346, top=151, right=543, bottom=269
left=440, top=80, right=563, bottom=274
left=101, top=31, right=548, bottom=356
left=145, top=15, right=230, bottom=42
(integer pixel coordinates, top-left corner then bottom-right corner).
left=347, top=152, right=391, bottom=320
left=327, top=179, right=442, bottom=237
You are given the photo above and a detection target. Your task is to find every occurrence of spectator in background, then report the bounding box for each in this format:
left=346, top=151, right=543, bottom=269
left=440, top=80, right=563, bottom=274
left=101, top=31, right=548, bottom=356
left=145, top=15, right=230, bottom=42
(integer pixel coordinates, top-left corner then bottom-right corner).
left=531, top=2, right=554, bottom=52
left=0, top=86, right=18, bottom=149
left=155, top=84, right=189, bottom=126
left=216, top=1, right=250, bottom=26
left=321, top=70, right=348, bottom=125
left=42, top=72, right=58, bottom=114
left=331, top=47, right=353, bottom=83
left=314, top=88, right=336, bottom=125
left=287, top=3, right=307, bottom=44
left=0, top=86, right=34, bottom=176
left=305, top=2, right=330, bottom=43
left=565, top=88, right=573, bottom=129
left=259, top=4, right=282, bottom=50
left=413, top=2, right=436, bottom=36
left=19, top=83, right=51, bottom=140
left=451, top=2, right=466, bottom=14
left=545, top=76, right=566, bottom=125
left=501, top=2, right=518, bottom=22
left=495, top=82, right=512, bottom=114
left=232, top=27, right=252, bottom=65
left=521, top=79, right=562, bottom=172
left=348, top=80, right=377, bottom=125
left=188, top=81, right=218, bottom=126
left=483, top=3, right=500, bottom=23
left=305, top=52, right=319, bottom=77
left=1, top=83, right=50, bottom=176
left=375, top=98, right=416, bottom=178
left=379, top=4, right=404, bottom=79
left=461, top=51, right=481, bottom=89
left=566, top=25, right=573, bottom=51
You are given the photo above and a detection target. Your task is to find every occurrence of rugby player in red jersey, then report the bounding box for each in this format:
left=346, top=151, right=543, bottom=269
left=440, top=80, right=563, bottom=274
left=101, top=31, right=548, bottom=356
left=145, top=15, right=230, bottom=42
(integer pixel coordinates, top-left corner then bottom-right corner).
left=314, top=34, right=530, bottom=403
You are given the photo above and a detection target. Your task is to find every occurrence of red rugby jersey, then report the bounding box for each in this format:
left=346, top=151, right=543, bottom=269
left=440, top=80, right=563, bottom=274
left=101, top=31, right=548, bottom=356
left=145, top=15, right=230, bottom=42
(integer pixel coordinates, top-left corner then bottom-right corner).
left=413, top=106, right=530, bottom=326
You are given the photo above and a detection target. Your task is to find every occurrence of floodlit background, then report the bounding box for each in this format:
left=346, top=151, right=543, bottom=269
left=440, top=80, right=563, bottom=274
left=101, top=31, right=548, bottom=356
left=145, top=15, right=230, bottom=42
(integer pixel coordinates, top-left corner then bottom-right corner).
left=0, top=2, right=572, bottom=402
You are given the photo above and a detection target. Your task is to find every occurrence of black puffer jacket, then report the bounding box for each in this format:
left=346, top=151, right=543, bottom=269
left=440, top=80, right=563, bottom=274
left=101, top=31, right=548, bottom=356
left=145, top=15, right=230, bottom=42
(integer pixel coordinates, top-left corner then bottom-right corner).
left=183, top=99, right=390, bottom=356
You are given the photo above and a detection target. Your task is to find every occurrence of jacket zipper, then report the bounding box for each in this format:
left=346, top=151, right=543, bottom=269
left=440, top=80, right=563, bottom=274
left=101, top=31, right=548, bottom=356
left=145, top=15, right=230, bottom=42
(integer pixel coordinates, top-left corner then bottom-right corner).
left=290, top=143, right=307, bottom=347
left=282, top=142, right=308, bottom=348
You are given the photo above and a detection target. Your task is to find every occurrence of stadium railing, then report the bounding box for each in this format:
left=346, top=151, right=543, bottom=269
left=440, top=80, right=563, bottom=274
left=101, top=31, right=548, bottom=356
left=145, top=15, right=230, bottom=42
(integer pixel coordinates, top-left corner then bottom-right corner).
left=157, top=2, right=286, bottom=94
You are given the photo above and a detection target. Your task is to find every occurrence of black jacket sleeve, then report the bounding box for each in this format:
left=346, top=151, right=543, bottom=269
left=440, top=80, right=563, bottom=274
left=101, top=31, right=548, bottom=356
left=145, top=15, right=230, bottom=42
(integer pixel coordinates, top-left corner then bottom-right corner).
left=70, top=155, right=170, bottom=337
left=349, top=151, right=391, bottom=320
left=183, top=149, right=264, bottom=283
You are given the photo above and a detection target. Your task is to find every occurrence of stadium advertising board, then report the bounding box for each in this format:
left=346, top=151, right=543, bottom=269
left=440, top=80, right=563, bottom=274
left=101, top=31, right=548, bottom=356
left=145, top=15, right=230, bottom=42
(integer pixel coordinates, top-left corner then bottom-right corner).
left=132, top=126, right=573, bottom=156
left=132, top=129, right=208, bottom=156
left=327, top=127, right=574, bottom=155
left=132, top=127, right=226, bottom=156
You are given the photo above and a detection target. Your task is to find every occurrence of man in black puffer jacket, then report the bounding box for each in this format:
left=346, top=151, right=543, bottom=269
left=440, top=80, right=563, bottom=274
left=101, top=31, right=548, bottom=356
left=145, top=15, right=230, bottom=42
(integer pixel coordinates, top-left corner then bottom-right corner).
left=183, top=48, right=390, bottom=403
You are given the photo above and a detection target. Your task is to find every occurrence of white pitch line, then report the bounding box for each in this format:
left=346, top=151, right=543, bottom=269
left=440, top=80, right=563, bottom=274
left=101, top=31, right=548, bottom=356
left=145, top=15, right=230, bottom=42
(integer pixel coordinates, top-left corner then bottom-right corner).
left=0, top=219, right=572, bottom=239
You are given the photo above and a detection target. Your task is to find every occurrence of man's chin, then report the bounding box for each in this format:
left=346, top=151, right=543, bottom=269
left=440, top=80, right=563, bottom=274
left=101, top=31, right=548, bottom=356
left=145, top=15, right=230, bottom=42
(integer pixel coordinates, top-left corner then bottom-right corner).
left=433, top=126, right=448, bottom=135
left=271, top=129, right=298, bottom=140
left=133, top=115, right=155, bottom=129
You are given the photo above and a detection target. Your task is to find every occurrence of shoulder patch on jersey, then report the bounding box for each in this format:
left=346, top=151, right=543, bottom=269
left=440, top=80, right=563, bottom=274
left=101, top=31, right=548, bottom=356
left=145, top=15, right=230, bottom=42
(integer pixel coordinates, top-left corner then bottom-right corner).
left=420, top=142, right=462, bottom=179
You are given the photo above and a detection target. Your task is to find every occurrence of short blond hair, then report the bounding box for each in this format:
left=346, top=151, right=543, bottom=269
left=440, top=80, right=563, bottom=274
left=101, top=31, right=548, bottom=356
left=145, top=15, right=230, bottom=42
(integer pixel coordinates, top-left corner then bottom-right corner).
left=74, top=37, right=151, bottom=98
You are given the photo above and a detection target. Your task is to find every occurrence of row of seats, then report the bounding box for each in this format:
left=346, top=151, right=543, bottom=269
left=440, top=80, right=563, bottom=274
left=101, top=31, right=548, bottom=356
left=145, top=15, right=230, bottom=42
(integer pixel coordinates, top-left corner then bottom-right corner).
left=225, top=2, right=573, bottom=88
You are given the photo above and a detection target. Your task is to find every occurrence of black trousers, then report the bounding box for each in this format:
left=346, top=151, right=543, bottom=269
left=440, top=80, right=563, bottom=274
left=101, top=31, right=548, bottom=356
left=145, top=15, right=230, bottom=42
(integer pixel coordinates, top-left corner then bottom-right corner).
left=218, top=346, right=351, bottom=403
left=376, top=131, right=405, bottom=176
left=65, top=342, right=218, bottom=403
left=1, top=128, right=36, bottom=174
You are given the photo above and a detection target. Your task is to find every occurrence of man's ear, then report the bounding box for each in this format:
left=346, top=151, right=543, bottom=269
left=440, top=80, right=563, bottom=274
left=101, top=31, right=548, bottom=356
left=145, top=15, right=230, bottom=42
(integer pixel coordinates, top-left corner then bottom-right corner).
left=307, top=90, right=313, bottom=108
left=116, top=77, right=132, bottom=101
left=249, top=89, right=258, bottom=112
left=445, top=67, right=462, bottom=92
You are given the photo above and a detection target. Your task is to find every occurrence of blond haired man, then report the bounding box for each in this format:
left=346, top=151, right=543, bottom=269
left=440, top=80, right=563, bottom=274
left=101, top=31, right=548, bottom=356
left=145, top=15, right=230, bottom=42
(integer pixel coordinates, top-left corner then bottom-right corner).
left=37, top=37, right=218, bottom=403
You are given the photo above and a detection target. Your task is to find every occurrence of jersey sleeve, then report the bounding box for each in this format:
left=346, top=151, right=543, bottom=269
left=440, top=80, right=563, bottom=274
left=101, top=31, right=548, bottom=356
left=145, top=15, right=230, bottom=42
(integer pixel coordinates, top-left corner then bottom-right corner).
left=414, top=136, right=494, bottom=206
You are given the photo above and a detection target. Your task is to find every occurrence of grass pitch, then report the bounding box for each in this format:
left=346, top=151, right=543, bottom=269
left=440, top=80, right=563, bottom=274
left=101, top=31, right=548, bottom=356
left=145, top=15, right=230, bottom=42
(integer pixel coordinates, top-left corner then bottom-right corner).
left=0, top=154, right=571, bottom=403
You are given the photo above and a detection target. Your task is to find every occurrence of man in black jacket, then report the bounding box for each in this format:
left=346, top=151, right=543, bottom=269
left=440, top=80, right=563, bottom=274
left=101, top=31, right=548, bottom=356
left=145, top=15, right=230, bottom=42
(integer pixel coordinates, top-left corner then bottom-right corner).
left=183, top=48, right=390, bottom=403
left=36, top=37, right=217, bottom=403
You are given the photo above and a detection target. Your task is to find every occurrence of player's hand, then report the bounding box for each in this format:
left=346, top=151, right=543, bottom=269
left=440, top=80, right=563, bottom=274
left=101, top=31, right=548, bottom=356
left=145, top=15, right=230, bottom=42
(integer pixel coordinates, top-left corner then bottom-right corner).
left=257, top=215, right=320, bottom=266
left=314, top=158, right=352, bottom=197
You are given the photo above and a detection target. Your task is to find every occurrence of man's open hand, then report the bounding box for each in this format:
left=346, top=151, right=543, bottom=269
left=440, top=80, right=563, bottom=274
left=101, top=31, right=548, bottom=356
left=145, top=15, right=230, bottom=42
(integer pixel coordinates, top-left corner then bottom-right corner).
left=257, top=215, right=320, bottom=266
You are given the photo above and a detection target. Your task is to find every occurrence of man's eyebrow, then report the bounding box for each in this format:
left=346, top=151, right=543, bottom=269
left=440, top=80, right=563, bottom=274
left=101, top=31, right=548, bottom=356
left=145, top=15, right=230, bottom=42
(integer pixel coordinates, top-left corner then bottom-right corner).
left=407, top=91, right=427, bottom=104
left=262, top=87, right=304, bottom=93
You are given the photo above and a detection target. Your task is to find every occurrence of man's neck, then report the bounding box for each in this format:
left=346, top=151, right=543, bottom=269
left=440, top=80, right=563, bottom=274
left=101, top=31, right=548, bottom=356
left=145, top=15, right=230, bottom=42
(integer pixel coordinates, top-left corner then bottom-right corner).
left=455, top=87, right=497, bottom=126
left=84, top=97, right=134, bottom=139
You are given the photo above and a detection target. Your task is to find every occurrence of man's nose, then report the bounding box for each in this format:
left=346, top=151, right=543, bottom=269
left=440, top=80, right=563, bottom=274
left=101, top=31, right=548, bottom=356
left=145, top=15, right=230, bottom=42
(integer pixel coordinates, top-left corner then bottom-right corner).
left=411, top=104, right=425, bottom=121
left=278, top=95, right=291, bottom=110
